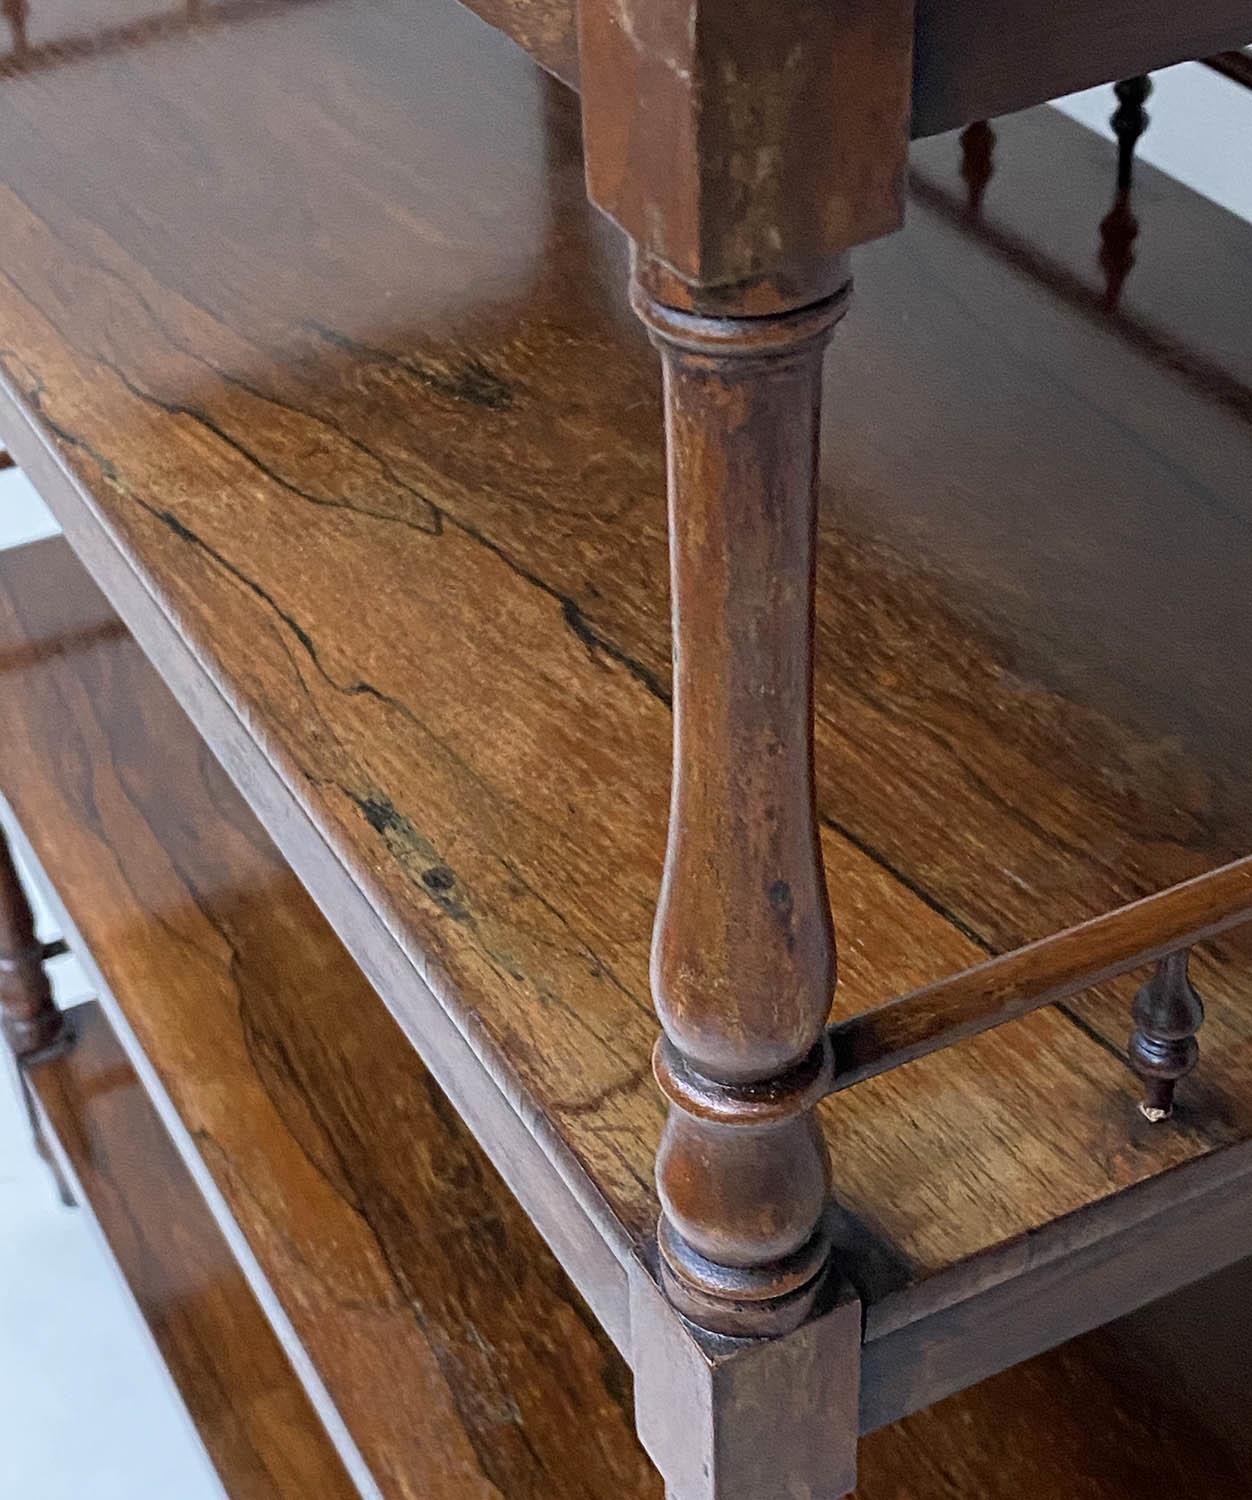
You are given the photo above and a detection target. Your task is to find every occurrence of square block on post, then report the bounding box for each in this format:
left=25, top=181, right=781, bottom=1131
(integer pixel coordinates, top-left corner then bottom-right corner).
left=629, top=1256, right=861, bottom=1500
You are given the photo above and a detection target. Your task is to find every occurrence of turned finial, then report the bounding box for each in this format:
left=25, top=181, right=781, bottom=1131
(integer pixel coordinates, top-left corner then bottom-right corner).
left=1111, top=76, right=1152, bottom=192
left=1129, top=948, right=1204, bottom=1121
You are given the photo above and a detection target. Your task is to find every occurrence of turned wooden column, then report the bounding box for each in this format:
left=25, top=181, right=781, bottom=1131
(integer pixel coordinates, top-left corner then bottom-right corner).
left=577, top=9, right=908, bottom=1488
left=631, top=260, right=850, bottom=1337
left=0, top=824, right=62, bottom=1055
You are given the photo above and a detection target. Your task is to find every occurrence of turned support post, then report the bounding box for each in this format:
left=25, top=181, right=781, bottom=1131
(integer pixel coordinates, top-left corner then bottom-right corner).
left=575, top=3, right=909, bottom=1489
left=0, top=823, right=62, bottom=1056
left=1129, top=948, right=1204, bottom=1122
left=632, top=259, right=849, bottom=1338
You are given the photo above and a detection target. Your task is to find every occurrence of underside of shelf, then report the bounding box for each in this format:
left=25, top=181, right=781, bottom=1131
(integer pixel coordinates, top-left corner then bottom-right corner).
left=0, top=0, right=1251, bottom=1446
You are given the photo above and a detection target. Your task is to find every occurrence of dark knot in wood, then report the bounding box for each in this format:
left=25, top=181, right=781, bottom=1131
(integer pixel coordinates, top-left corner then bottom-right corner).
left=1129, top=948, right=1204, bottom=1121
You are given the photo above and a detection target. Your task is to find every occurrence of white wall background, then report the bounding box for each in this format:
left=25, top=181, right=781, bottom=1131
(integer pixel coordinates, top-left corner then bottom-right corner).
left=0, top=56, right=1247, bottom=1499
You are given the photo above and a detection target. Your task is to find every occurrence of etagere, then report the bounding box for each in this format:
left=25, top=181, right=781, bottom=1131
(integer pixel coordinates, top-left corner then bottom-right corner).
left=1, top=0, right=1251, bottom=1495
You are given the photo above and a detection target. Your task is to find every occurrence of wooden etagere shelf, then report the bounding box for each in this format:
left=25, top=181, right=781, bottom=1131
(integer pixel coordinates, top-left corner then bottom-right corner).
left=1, top=0, right=1251, bottom=1494
left=4, top=539, right=1251, bottom=1497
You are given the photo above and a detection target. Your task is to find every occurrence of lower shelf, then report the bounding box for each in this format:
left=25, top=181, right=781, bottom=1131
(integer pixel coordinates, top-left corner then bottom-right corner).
left=5, top=544, right=1252, bottom=1497
left=24, top=1000, right=356, bottom=1500
left=20, top=1006, right=1252, bottom=1499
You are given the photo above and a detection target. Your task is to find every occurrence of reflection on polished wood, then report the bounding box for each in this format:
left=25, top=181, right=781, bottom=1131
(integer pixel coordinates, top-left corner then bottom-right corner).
left=9, top=538, right=1252, bottom=1497
left=0, top=0, right=307, bottom=79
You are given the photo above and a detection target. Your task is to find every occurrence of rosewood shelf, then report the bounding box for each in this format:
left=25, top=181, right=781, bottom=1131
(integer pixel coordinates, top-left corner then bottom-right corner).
left=1, top=0, right=1251, bottom=1494
left=2, top=539, right=652, bottom=1500
left=6, top=542, right=1252, bottom=1496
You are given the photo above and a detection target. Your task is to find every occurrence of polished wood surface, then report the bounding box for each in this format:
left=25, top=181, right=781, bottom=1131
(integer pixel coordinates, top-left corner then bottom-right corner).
left=25, top=1000, right=358, bottom=1500
left=250, top=0, right=1251, bottom=154
left=0, top=537, right=655, bottom=1500
left=830, top=857, right=1252, bottom=1092
left=0, top=0, right=1251, bottom=1397
left=909, top=1, right=1252, bottom=135
left=8, top=536, right=1252, bottom=1496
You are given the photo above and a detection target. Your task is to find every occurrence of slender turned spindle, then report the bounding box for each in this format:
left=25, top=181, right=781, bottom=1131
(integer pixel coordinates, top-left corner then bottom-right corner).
left=0, top=825, right=62, bottom=1055
left=1129, top=948, right=1204, bottom=1122
left=959, top=121, right=995, bottom=217
left=1111, top=76, right=1152, bottom=192
left=631, top=262, right=848, bottom=1339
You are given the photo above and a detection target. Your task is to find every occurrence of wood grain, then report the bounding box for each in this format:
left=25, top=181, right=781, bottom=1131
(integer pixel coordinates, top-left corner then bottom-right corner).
left=579, top=0, right=910, bottom=295
left=0, top=0, right=1249, bottom=1382
left=831, top=858, right=1252, bottom=1091
left=0, top=537, right=657, bottom=1500
left=10, top=537, right=1252, bottom=1497
left=25, top=1000, right=359, bottom=1500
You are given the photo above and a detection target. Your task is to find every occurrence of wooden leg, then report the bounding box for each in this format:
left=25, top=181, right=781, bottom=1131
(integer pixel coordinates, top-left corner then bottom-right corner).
left=0, top=823, right=63, bottom=1055
left=628, top=258, right=860, bottom=1500
left=633, top=259, right=846, bottom=1339
left=0, top=823, right=71, bottom=1196
left=3, top=1046, right=76, bottom=1205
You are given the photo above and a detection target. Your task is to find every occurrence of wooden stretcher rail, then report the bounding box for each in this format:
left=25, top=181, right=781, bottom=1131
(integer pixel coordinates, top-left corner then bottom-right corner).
left=1204, top=48, right=1252, bottom=88
left=828, top=856, right=1252, bottom=1091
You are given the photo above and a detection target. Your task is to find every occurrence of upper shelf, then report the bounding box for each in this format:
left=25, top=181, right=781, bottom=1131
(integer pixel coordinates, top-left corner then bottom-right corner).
left=5, top=0, right=1249, bottom=135
left=0, top=0, right=1251, bottom=1425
